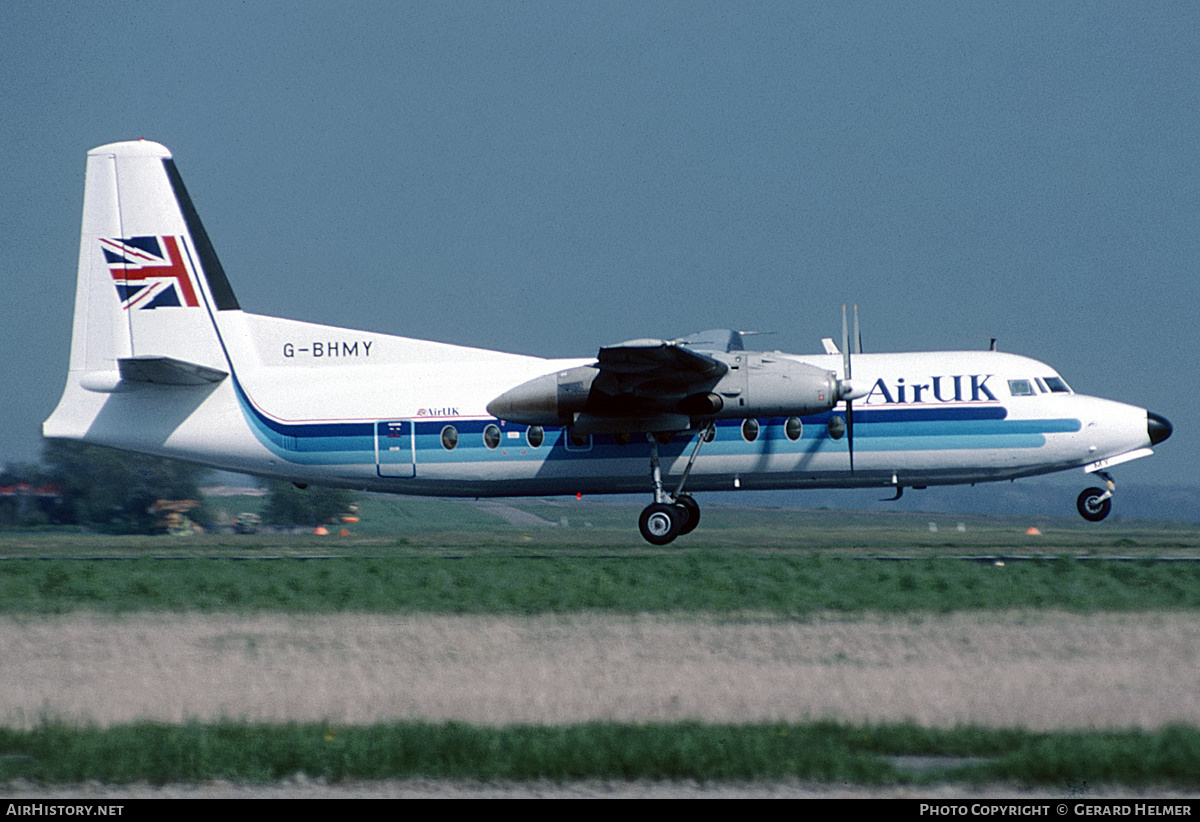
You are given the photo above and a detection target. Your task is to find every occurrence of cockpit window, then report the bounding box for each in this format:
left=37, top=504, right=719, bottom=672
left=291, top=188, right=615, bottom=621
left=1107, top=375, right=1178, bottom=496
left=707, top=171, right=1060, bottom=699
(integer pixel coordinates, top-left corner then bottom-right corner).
left=1007, top=379, right=1034, bottom=397
left=1042, top=376, right=1071, bottom=393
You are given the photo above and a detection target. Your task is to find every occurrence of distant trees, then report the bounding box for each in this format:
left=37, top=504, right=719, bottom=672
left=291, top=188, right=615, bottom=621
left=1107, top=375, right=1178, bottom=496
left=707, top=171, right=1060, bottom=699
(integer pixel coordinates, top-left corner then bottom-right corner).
left=0, top=461, right=56, bottom=526
left=7, top=440, right=355, bottom=534
left=40, top=439, right=209, bottom=533
left=261, top=480, right=355, bottom=528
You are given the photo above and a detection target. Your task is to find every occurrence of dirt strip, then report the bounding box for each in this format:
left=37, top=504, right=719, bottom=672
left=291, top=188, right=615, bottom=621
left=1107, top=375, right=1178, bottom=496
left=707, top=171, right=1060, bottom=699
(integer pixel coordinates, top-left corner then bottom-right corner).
left=3, top=611, right=1198, bottom=731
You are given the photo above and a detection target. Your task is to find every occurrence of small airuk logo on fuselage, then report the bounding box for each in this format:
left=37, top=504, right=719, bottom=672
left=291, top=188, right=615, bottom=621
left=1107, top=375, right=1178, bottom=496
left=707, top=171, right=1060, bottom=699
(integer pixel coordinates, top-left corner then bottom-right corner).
left=101, top=236, right=199, bottom=310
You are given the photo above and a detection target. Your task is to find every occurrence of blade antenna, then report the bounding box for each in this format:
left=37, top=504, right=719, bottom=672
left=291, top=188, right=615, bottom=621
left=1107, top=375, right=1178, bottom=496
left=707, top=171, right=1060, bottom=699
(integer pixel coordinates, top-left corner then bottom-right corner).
left=854, top=304, right=862, bottom=354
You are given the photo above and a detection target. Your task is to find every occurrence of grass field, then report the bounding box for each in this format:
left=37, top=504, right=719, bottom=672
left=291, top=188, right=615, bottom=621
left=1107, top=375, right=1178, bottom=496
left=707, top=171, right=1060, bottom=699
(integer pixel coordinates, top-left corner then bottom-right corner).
left=4, top=721, right=1199, bottom=788
left=2, top=553, right=1200, bottom=614
left=2, top=498, right=1198, bottom=793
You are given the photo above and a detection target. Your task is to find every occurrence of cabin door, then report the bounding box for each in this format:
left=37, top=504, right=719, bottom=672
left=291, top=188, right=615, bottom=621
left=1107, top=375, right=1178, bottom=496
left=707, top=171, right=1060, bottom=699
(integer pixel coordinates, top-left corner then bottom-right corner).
left=375, top=420, right=416, bottom=478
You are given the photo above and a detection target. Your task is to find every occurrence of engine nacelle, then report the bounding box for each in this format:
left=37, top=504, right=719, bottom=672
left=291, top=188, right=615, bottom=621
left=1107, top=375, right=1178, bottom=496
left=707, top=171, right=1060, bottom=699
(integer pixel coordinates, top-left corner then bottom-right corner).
left=487, top=354, right=843, bottom=429
left=486, top=365, right=598, bottom=425
left=712, top=354, right=841, bottom=419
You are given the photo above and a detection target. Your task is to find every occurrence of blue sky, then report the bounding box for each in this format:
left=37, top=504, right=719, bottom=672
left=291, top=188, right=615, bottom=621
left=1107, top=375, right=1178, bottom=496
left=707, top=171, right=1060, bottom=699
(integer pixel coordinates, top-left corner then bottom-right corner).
left=2, top=2, right=1195, bottom=503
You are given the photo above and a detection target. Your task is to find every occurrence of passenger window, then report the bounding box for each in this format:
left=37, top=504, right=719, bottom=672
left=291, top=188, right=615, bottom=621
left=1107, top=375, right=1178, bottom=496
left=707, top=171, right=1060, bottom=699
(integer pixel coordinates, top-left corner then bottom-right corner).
left=1007, top=379, right=1034, bottom=397
left=785, top=416, right=803, bottom=441
left=741, top=418, right=759, bottom=442
left=483, top=424, right=501, bottom=449
left=440, top=425, right=459, bottom=450
left=827, top=415, right=846, bottom=440
left=527, top=425, right=544, bottom=448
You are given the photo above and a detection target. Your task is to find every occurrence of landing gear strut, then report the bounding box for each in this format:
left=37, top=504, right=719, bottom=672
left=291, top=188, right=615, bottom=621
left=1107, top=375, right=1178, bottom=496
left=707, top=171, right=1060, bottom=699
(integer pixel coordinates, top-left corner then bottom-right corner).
left=637, top=424, right=711, bottom=545
left=1077, top=472, right=1115, bottom=522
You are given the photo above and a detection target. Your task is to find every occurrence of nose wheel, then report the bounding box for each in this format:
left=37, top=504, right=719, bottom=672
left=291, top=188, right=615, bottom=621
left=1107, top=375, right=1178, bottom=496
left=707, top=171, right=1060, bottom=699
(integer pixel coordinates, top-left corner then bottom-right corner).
left=1077, top=487, right=1113, bottom=522
left=1077, top=472, right=1115, bottom=522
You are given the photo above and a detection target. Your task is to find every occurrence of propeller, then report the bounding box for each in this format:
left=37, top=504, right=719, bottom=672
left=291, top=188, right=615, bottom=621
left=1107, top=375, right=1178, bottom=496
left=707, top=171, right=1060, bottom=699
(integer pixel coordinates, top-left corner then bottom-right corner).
left=839, top=304, right=861, bottom=472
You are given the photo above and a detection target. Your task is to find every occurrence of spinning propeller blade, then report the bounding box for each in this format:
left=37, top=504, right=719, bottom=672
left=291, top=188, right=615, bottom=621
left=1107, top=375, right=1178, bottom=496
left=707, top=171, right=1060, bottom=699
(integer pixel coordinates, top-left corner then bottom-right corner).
left=841, top=304, right=856, bottom=472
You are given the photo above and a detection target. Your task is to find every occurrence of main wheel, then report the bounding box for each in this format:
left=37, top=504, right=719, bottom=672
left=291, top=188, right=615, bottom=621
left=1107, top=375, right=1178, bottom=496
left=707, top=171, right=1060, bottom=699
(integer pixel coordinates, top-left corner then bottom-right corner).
left=1077, top=487, right=1112, bottom=522
left=674, top=494, right=700, bottom=536
left=639, top=503, right=681, bottom=545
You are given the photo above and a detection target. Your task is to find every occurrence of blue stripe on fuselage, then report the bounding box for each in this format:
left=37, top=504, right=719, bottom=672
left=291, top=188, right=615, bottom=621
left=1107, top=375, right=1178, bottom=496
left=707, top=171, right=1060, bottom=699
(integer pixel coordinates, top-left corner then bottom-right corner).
left=228, top=380, right=1081, bottom=467
left=232, top=379, right=374, bottom=464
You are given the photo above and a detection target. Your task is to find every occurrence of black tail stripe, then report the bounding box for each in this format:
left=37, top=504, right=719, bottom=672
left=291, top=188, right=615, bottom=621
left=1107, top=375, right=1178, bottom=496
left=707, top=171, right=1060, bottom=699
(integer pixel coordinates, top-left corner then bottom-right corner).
left=162, top=158, right=241, bottom=311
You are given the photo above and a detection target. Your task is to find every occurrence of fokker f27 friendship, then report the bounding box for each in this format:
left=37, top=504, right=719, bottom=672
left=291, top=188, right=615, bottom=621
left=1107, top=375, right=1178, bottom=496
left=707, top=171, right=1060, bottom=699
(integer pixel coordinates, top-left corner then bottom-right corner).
left=44, top=141, right=1173, bottom=543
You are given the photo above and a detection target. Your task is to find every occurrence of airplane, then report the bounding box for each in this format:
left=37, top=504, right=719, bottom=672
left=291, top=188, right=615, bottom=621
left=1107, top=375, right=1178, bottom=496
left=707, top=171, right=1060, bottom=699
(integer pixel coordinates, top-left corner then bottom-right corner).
left=44, top=140, right=1173, bottom=544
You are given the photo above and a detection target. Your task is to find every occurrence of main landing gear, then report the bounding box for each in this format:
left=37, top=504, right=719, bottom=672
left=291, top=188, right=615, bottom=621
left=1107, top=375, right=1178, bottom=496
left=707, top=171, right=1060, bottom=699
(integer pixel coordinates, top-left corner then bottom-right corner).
left=1077, top=471, right=1115, bottom=522
left=637, top=425, right=710, bottom=545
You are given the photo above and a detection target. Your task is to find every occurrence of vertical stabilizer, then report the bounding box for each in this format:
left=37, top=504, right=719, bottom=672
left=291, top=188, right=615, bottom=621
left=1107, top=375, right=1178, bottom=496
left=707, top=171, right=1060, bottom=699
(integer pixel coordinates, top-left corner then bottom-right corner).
left=45, top=140, right=239, bottom=440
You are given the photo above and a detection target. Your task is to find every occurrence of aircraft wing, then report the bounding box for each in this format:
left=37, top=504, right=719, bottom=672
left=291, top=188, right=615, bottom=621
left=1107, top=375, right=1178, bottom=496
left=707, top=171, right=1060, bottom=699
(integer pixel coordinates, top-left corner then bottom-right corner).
left=487, top=335, right=734, bottom=431
left=593, top=339, right=728, bottom=396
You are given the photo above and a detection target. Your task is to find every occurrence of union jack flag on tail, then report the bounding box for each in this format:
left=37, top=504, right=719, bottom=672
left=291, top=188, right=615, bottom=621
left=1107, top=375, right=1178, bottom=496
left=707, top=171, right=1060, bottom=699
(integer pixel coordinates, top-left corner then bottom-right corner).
left=101, top=235, right=200, bottom=310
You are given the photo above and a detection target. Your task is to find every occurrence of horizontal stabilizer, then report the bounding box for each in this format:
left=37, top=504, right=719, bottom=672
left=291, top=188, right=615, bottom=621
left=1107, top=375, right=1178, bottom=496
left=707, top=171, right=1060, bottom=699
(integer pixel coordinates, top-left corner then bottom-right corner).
left=117, top=356, right=228, bottom=386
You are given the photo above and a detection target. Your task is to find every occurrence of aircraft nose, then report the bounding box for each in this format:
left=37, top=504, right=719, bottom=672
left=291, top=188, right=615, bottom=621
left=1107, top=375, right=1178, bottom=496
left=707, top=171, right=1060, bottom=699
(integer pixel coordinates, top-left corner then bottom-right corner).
left=1148, top=411, right=1173, bottom=446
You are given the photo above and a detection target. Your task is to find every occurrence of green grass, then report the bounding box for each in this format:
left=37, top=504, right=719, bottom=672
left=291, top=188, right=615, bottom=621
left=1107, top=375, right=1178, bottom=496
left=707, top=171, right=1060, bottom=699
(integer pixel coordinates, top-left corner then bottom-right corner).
left=2, top=554, right=1200, bottom=614
left=3, top=507, right=1198, bottom=790
left=2, top=720, right=1197, bottom=788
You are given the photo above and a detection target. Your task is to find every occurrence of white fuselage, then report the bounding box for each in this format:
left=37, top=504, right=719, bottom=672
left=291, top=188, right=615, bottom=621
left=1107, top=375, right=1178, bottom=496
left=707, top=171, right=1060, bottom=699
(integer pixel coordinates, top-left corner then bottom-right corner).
left=42, top=140, right=1166, bottom=523
left=48, top=311, right=1155, bottom=498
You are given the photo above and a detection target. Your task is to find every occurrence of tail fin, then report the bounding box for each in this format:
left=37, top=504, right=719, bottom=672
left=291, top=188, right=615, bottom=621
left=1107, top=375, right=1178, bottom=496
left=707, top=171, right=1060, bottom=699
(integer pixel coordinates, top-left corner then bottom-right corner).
left=44, top=140, right=239, bottom=439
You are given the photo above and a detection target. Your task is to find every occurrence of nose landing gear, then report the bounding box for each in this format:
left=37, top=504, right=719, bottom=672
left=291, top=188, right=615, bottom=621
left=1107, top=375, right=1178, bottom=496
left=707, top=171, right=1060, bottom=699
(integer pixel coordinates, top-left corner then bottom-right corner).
left=1077, top=472, right=1115, bottom=522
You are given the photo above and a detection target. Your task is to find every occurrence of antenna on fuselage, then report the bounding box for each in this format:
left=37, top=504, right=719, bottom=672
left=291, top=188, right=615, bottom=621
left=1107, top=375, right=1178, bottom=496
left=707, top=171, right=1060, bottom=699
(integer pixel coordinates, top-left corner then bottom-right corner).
left=853, top=304, right=863, bottom=355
